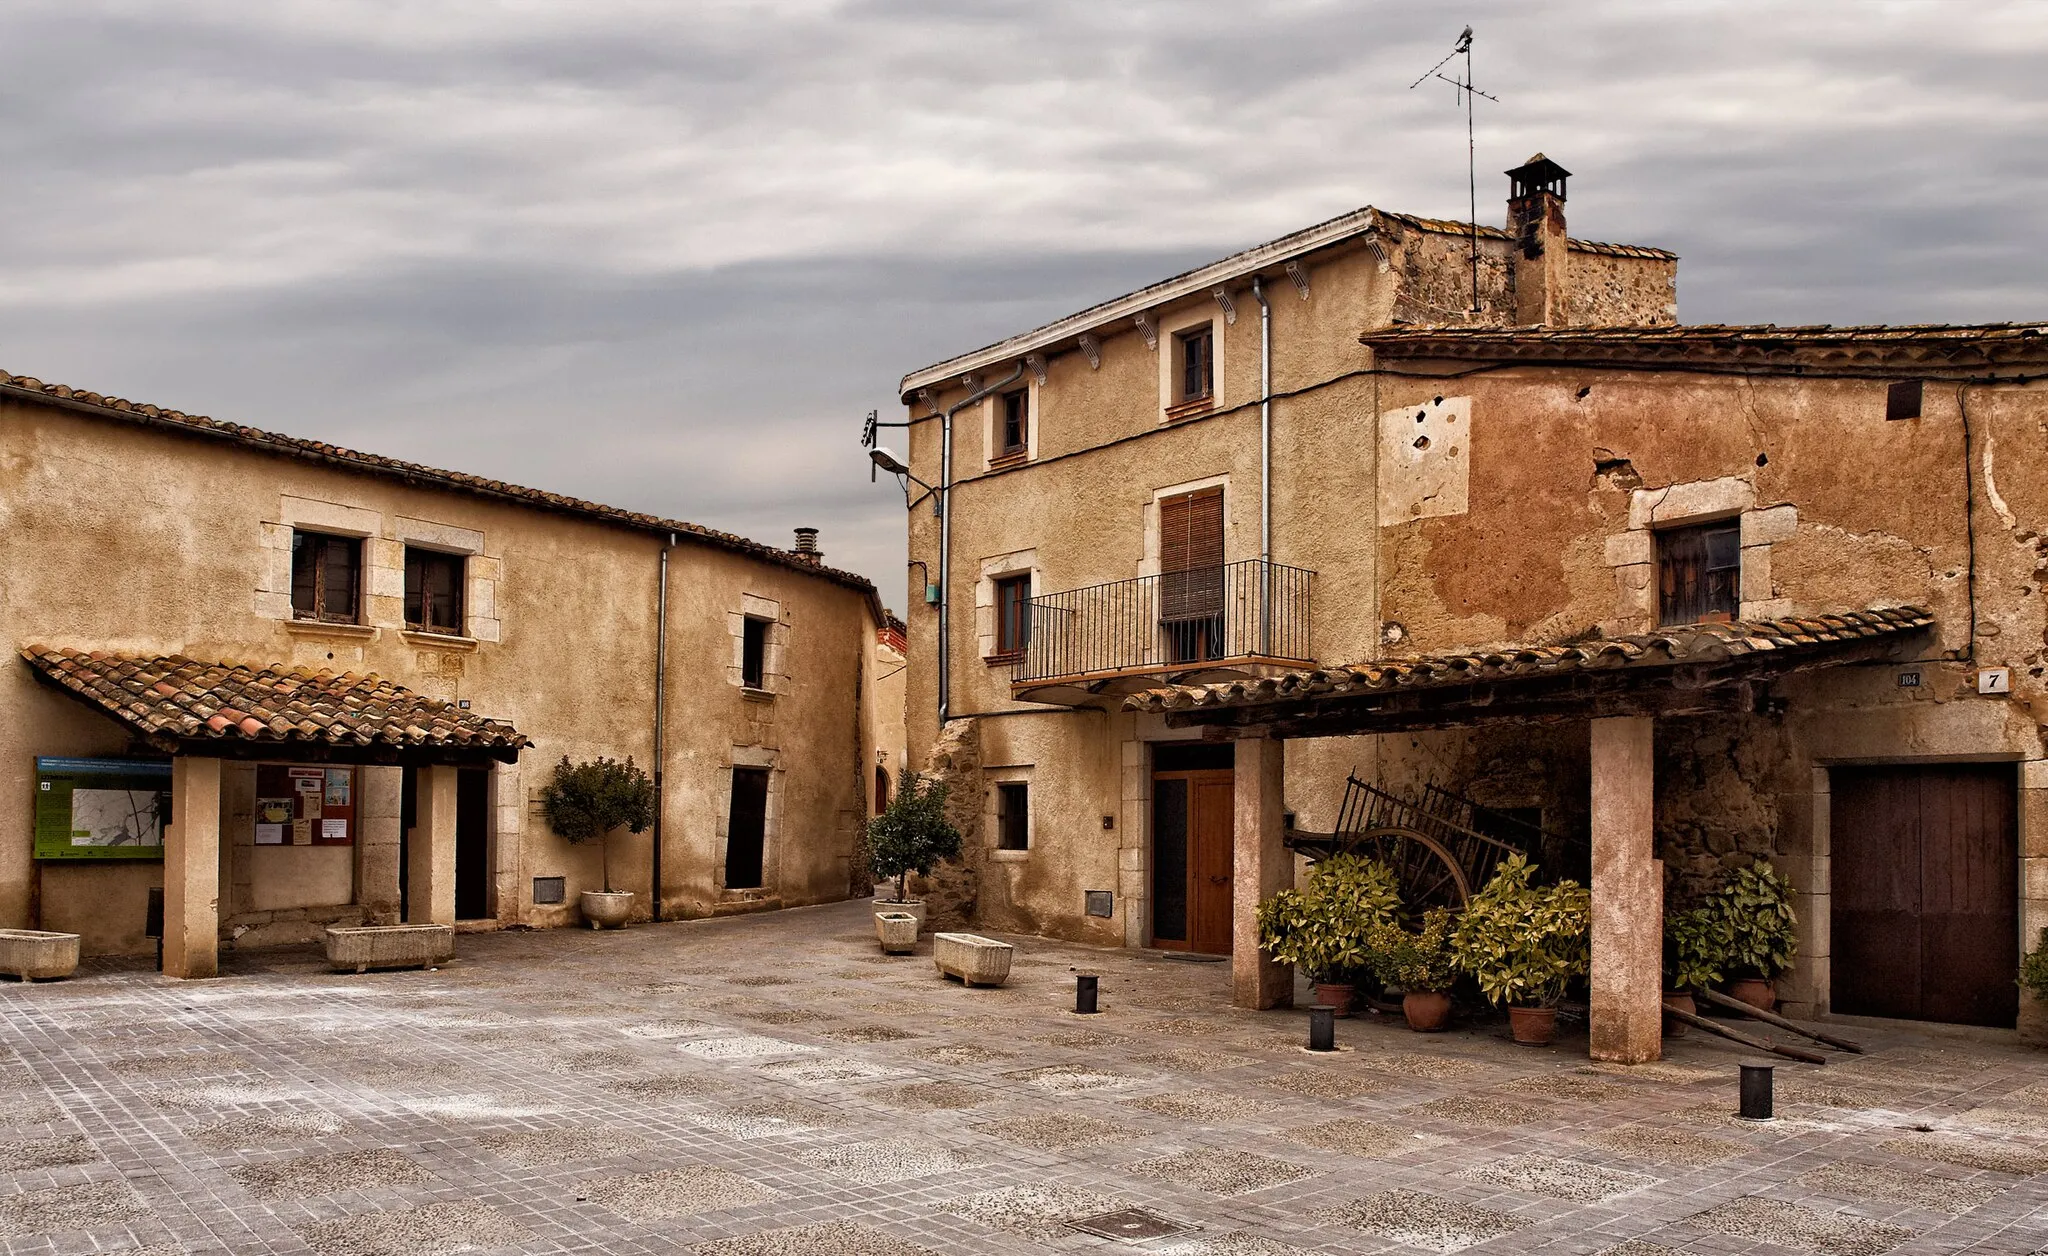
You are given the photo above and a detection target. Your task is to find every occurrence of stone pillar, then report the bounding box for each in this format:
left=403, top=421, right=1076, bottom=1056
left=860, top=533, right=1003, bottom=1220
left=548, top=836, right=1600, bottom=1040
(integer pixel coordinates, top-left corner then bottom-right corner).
left=356, top=766, right=403, bottom=925
left=1589, top=716, right=1662, bottom=1063
left=407, top=764, right=458, bottom=925
left=1233, top=736, right=1292, bottom=1009
left=164, top=756, right=222, bottom=979
left=491, top=763, right=524, bottom=925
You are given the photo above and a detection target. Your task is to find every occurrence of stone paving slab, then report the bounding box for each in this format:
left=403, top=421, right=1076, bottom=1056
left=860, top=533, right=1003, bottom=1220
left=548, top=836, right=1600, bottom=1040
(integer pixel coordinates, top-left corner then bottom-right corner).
left=3, top=897, right=2046, bottom=1255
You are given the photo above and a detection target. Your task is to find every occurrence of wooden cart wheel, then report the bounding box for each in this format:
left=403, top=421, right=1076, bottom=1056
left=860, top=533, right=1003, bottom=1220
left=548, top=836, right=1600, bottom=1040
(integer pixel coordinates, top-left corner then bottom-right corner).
left=1352, top=826, right=1473, bottom=910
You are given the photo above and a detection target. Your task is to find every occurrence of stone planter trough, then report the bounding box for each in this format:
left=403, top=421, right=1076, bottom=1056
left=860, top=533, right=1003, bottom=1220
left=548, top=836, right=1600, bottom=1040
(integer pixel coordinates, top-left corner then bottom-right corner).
left=324, top=924, right=455, bottom=973
left=875, top=911, right=919, bottom=955
left=581, top=890, right=634, bottom=930
left=0, top=929, right=81, bottom=981
left=872, top=898, right=926, bottom=934
left=933, top=932, right=1013, bottom=987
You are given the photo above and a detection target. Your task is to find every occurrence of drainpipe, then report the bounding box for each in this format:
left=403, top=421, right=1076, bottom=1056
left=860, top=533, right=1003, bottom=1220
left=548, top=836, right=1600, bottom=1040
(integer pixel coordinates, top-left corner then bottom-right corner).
left=1253, top=275, right=1273, bottom=656
left=650, top=531, right=675, bottom=922
left=938, top=364, right=1026, bottom=724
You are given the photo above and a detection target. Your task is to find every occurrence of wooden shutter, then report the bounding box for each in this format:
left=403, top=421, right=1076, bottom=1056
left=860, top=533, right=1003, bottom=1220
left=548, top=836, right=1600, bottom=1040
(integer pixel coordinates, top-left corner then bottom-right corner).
left=1160, top=487, right=1224, bottom=622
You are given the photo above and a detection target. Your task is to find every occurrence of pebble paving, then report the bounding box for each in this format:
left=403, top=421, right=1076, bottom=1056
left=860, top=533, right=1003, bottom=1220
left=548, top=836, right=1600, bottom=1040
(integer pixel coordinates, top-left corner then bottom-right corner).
left=2, top=897, right=2046, bottom=1254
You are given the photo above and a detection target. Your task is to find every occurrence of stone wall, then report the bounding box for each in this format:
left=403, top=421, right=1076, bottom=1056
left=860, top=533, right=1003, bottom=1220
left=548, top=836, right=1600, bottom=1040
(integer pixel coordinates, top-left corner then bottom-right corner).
left=912, top=718, right=984, bottom=930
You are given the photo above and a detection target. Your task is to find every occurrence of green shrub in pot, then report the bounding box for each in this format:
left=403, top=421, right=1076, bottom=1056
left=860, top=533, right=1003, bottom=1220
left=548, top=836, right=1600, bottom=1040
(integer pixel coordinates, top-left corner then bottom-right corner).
left=1663, top=902, right=1729, bottom=993
left=1255, top=854, right=1403, bottom=984
left=1705, top=860, right=1797, bottom=981
left=1369, top=908, right=1460, bottom=993
left=1451, top=854, right=1591, bottom=1008
left=866, top=772, right=962, bottom=906
left=541, top=755, right=655, bottom=893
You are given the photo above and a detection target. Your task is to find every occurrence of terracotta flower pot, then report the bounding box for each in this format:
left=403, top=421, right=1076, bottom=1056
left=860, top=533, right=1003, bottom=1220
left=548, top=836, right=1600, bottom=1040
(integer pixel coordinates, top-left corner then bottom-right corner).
left=1402, top=991, right=1452, bottom=1032
left=1726, top=977, right=1777, bottom=1013
left=1507, top=1005, right=1558, bottom=1046
left=1312, top=982, right=1356, bottom=1018
left=1662, top=991, right=1695, bottom=1038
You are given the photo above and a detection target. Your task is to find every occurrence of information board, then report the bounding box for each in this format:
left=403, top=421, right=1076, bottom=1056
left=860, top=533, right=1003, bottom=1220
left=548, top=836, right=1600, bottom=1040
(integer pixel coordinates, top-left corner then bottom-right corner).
left=34, top=757, right=172, bottom=860
left=255, top=764, right=354, bottom=845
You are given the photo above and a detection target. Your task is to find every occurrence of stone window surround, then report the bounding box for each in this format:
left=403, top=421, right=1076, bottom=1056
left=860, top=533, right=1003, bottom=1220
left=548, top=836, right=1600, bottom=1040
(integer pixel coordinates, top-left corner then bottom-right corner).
left=1602, top=476, right=1795, bottom=633
left=1156, top=302, right=1224, bottom=421
left=729, top=593, right=788, bottom=695
left=984, top=764, right=1034, bottom=863
left=981, top=376, right=1039, bottom=468
left=713, top=745, right=783, bottom=893
left=257, top=496, right=503, bottom=643
left=976, top=549, right=1038, bottom=664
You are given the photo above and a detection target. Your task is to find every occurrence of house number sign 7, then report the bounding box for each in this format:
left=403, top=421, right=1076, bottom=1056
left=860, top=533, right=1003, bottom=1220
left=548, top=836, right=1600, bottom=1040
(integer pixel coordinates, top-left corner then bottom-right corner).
left=1978, top=667, right=2011, bottom=695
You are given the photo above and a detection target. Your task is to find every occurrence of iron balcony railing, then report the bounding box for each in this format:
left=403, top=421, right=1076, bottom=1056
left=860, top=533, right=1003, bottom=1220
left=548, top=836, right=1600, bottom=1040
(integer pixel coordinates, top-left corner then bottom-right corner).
left=1017, top=559, right=1315, bottom=684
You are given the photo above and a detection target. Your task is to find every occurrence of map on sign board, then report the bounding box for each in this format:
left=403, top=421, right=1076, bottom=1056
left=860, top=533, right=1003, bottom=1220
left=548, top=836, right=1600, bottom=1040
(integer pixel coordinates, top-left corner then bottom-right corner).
left=34, top=757, right=172, bottom=860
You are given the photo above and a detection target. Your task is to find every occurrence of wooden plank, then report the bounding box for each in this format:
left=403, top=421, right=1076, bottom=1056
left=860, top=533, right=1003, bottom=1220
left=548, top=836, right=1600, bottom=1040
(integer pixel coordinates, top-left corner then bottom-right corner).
left=1661, top=1003, right=1827, bottom=1065
left=1694, top=988, right=1865, bottom=1053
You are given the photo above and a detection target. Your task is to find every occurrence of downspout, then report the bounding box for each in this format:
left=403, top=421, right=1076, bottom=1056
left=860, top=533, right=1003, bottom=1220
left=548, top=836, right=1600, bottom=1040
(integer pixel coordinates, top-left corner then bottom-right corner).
left=650, top=531, right=674, bottom=921
left=938, top=364, right=1025, bottom=724
left=1253, top=276, right=1273, bottom=656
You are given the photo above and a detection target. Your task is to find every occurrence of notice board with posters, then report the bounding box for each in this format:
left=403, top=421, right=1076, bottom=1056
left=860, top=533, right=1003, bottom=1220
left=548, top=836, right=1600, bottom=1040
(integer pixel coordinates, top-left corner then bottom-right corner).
left=254, top=765, right=355, bottom=846
left=33, top=757, right=173, bottom=860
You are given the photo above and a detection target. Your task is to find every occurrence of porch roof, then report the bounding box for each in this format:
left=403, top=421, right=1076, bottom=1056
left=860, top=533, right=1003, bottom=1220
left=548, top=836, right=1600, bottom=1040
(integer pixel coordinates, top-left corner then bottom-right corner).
left=22, top=646, right=529, bottom=764
left=1123, top=606, right=1934, bottom=738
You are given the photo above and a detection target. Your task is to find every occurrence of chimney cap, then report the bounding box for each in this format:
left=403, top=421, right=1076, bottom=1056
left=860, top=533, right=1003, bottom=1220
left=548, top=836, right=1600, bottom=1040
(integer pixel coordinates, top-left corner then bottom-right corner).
left=1506, top=154, right=1571, bottom=202
left=791, top=526, right=821, bottom=561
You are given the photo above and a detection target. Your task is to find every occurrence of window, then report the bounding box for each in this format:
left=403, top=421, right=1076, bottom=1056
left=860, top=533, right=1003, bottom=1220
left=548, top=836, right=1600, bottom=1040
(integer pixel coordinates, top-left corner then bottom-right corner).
left=404, top=548, right=465, bottom=634
left=993, top=573, right=1032, bottom=657
left=997, top=389, right=1029, bottom=458
left=1175, top=324, right=1213, bottom=406
left=996, top=781, right=1030, bottom=851
left=1657, top=520, right=1740, bottom=624
left=741, top=616, right=770, bottom=689
left=1886, top=379, right=1923, bottom=421
left=1159, top=487, right=1225, bottom=661
left=290, top=530, right=361, bottom=623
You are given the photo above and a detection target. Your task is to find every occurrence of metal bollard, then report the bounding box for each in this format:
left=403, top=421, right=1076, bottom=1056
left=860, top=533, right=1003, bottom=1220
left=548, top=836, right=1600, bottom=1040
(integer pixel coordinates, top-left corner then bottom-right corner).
left=1738, top=1062, right=1775, bottom=1121
left=1075, top=974, right=1099, bottom=1015
left=1307, top=1005, right=1336, bottom=1052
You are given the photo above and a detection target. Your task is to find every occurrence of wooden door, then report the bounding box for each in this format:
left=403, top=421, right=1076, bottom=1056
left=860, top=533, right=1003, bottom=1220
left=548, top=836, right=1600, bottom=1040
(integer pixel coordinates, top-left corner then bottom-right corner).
left=1150, top=766, right=1234, bottom=954
left=1832, top=764, right=2018, bottom=1027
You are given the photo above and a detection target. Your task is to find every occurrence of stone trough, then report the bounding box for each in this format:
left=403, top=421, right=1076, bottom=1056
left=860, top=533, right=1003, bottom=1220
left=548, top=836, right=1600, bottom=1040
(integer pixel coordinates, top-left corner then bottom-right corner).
left=0, top=929, right=81, bottom=981
left=324, top=924, right=455, bottom=973
left=933, top=932, right=1013, bottom=987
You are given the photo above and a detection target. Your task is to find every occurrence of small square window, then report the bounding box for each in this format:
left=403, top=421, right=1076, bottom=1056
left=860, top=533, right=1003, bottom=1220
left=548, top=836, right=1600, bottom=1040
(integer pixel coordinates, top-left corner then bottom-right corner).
left=998, top=389, right=1029, bottom=457
left=290, top=530, right=362, bottom=624
left=742, top=616, right=770, bottom=689
left=993, top=573, right=1032, bottom=656
left=1886, top=379, right=1923, bottom=421
left=1175, top=325, right=1213, bottom=405
left=1656, top=520, right=1740, bottom=625
left=996, top=781, right=1030, bottom=851
left=404, top=548, right=465, bottom=634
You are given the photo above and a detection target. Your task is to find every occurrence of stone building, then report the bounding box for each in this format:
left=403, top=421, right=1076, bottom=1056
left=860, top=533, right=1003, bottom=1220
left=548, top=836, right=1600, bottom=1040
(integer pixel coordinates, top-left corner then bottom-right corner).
left=1, top=370, right=889, bottom=976
left=887, top=156, right=2048, bottom=1056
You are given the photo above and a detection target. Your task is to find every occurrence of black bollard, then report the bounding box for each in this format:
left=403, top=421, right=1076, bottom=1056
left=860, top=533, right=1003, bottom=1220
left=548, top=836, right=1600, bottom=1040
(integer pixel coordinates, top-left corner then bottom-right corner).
left=1075, top=974, right=1099, bottom=1015
left=1738, top=1062, right=1775, bottom=1121
left=1308, top=1005, right=1336, bottom=1052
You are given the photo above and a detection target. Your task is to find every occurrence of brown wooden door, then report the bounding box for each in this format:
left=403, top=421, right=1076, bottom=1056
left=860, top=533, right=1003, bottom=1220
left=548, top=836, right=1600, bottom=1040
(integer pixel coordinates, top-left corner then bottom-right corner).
left=1150, top=765, right=1235, bottom=954
left=1832, top=764, right=2018, bottom=1027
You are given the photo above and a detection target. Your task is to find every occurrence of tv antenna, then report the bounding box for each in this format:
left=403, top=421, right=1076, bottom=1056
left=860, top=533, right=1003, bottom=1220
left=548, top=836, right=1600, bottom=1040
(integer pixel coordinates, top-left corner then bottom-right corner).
left=1410, top=26, right=1499, bottom=314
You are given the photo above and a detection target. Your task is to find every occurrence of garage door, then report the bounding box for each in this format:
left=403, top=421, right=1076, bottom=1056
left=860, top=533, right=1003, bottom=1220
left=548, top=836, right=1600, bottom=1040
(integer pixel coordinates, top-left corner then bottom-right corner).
left=1831, top=763, right=2018, bottom=1028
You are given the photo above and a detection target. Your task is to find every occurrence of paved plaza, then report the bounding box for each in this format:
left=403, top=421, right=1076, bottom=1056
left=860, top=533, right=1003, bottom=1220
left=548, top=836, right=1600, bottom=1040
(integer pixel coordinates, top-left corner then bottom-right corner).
left=3, top=900, right=2046, bottom=1256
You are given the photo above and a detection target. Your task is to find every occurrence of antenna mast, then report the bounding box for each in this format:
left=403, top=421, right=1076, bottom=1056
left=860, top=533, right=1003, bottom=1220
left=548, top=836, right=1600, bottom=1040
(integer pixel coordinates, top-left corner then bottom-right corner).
left=1410, top=26, right=1498, bottom=315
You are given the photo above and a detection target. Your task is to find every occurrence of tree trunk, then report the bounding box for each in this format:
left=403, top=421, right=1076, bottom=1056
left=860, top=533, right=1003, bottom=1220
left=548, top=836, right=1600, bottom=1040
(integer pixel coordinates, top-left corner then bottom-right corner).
left=897, top=869, right=908, bottom=903
left=602, top=833, right=612, bottom=893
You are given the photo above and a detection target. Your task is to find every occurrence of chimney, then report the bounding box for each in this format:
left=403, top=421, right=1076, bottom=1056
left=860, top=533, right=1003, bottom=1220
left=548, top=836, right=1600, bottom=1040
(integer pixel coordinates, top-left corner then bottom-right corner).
left=791, top=527, right=822, bottom=564
left=1505, top=153, right=1571, bottom=327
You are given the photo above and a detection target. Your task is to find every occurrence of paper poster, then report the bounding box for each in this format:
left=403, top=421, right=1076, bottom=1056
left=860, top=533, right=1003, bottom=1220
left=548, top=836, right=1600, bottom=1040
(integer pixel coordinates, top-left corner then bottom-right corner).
left=321, top=819, right=348, bottom=842
left=324, top=769, right=351, bottom=806
left=258, top=797, right=295, bottom=825
left=294, top=775, right=323, bottom=795
left=291, top=819, right=313, bottom=845
left=255, top=823, right=285, bottom=846
left=300, top=793, right=320, bottom=819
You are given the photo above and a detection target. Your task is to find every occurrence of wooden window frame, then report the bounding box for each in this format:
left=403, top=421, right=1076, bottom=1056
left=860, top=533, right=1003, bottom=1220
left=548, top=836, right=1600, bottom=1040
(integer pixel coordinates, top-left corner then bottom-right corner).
left=290, top=530, right=363, bottom=625
left=1655, top=519, right=1741, bottom=625
left=741, top=615, right=771, bottom=690
left=403, top=547, right=466, bottom=635
left=995, top=388, right=1029, bottom=463
left=995, top=781, right=1030, bottom=851
left=1170, top=324, right=1214, bottom=417
left=990, top=572, right=1032, bottom=661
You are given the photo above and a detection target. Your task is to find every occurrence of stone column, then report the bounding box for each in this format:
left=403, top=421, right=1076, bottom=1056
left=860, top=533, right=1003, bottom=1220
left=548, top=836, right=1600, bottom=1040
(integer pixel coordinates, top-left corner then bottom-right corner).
left=490, top=763, right=524, bottom=925
left=1589, top=716, right=1663, bottom=1063
left=1233, top=736, right=1292, bottom=1009
left=356, top=766, right=403, bottom=925
left=407, top=764, right=458, bottom=925
left=164, top=756, right=223, bottom=979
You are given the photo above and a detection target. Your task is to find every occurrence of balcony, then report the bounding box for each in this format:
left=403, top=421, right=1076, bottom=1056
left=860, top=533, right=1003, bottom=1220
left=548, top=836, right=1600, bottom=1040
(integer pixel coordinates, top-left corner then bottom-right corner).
left=1012, top=559, right=1315, bottom=704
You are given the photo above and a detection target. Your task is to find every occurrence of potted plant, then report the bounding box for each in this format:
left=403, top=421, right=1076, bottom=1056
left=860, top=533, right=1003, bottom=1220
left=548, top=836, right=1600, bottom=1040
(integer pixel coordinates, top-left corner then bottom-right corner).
left=1662, top=902, right=1728, bottom=1038
left=540, top=755, right=655, bottom=929
left=866, top=772, right=961, bottom=938
left=1705, top=861, right=1797, bottom=1011
left=1255, top=854, right=1402, bottom=1017
left=1452, top=854, right=1591, bottom=1046
left=1370, top=908, right=1460, bottom=1032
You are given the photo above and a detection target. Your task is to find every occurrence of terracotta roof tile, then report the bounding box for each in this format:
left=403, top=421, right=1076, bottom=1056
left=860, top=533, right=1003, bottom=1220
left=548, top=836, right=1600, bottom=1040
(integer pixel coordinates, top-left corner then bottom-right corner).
left=21, top=646, right=529, bottom=760
left=1361, top=322, right=2048, bottom=368
left=1124, top=606, right=1934, bottom=715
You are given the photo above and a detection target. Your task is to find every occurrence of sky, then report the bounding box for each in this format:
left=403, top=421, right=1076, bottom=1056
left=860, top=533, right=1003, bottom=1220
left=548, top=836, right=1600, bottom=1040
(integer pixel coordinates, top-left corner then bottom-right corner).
left=4, top=1, right=2046, bottom=609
